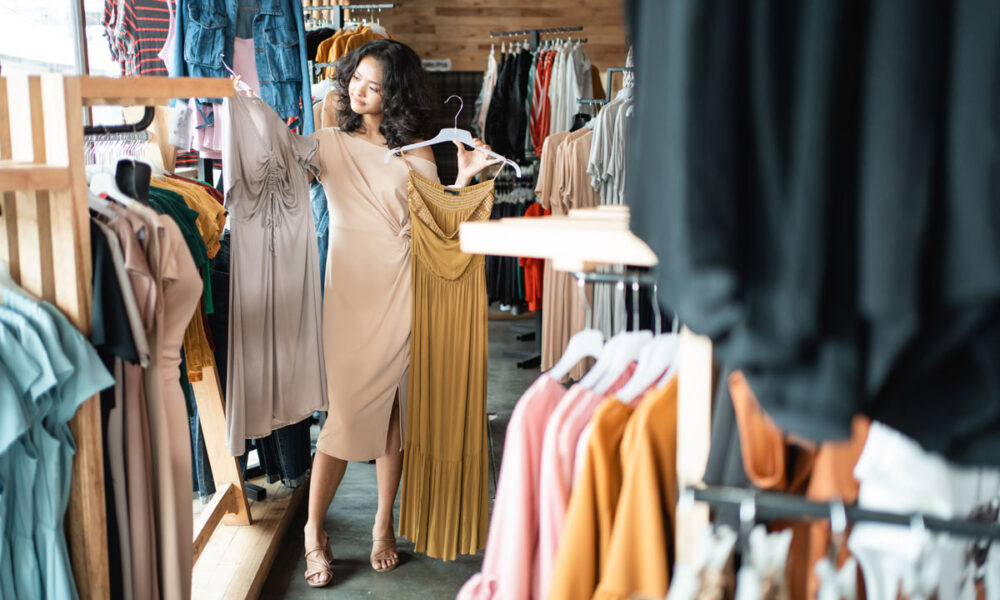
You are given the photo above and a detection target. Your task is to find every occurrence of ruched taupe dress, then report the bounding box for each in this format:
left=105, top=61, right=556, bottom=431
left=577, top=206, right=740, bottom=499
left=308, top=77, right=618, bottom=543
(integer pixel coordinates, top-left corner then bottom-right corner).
left=221, top=93, right=329, bottom=457
left=308, top=128, right=438, bottom=462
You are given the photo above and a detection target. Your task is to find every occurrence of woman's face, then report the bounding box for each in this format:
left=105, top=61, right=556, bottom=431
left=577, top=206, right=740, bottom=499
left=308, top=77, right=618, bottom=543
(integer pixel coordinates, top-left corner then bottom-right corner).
left=349, top=56, right=385, bottom=115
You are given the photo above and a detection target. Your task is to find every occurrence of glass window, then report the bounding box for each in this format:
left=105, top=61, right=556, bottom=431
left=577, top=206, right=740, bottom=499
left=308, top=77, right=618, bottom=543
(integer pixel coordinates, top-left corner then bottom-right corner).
left=0, top=0, right=81, bottom=75
left=0, top=0, right=119, bottom=77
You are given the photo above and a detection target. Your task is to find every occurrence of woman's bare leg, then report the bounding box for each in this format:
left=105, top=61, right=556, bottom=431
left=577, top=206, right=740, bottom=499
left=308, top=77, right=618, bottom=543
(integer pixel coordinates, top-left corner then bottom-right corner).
left=372, top=395, right=403, bottom=570
left=303, top=450, right=347, bottom=585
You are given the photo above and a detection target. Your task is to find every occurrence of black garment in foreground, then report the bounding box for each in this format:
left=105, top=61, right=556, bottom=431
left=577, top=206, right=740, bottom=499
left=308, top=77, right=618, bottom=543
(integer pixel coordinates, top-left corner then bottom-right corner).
left=626, top=0, right=1000, bottom=465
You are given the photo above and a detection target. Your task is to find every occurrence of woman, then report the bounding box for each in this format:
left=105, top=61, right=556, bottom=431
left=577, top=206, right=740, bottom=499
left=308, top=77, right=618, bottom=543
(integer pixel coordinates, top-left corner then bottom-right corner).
left=302, top=39, right=500, bottom=587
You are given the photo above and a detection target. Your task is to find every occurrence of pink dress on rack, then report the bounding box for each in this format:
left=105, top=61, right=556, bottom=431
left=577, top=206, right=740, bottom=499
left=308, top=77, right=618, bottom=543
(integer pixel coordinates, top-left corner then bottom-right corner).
left=534, top=363, right=637, bottom=599
left=457, top=375, right=566, bottom=600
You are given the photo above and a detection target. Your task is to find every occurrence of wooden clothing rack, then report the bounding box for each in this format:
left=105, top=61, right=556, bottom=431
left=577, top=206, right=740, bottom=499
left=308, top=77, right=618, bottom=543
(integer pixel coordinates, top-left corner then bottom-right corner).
left=0, top=75, right=302, bottom=600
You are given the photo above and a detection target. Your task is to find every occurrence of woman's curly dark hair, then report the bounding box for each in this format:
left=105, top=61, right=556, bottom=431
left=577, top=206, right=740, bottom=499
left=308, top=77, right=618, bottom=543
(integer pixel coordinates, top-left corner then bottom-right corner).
left=335, top=39, right=433, bottom=148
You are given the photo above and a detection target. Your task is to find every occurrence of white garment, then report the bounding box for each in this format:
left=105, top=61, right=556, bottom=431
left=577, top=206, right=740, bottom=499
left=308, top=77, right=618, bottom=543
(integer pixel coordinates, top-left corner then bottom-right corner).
left=474, top=51, right=498, bottom=138
left=565, top=44, right=594, bottom=128
left=548, top=45, right=569, bottom=136
left=848, top=421, right=1000, bottom=600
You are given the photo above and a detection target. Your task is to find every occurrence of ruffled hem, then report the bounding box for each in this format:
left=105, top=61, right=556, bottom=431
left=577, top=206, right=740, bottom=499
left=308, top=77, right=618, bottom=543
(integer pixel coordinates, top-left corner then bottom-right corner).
left=399, top=444, right=489, bottom=561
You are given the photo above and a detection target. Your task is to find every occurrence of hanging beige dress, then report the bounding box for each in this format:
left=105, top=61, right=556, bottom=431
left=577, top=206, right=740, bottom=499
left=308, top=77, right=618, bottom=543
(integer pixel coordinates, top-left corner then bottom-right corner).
left=537, top=129, right=597, bottom=381
left=398, top=167, right=495, bottom=561
left=309, top=128, right=438, bottom=462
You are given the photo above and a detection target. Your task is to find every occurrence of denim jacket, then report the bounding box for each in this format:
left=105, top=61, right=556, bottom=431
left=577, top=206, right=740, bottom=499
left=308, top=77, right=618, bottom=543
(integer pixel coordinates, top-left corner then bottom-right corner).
left=171, top=0, right=314, bottom=134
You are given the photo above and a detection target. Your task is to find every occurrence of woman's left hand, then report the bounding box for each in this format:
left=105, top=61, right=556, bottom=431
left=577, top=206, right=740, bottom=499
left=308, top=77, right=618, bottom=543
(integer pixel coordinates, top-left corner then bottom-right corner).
left=454, top=139, right=504, bottom=187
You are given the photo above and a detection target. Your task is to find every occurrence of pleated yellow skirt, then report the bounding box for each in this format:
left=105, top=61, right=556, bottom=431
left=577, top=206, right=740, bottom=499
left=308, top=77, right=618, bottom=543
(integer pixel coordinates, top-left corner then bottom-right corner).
left=399, top=170, right=494, bottom=561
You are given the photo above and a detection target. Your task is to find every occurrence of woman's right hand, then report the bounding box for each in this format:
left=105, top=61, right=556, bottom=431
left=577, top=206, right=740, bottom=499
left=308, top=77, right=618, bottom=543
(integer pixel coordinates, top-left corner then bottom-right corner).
left=231, top=75, right=254, bottom=97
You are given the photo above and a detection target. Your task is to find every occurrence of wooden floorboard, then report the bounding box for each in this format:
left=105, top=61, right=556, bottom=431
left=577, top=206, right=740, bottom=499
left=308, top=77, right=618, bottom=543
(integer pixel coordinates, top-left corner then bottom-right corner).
left=191, top=477, right=308, bottom=600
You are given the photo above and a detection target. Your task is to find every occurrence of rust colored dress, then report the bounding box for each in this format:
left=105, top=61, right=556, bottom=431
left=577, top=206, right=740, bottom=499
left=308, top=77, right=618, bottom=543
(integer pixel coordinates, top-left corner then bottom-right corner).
left=398, top=167, right=495, bottom=561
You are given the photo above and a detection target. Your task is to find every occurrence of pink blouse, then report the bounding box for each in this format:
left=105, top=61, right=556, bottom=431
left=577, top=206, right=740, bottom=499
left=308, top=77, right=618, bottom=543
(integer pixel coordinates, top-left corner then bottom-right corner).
left=457, top=374, right=567, bottom=600
left=533, top=363, right=638, bottom=599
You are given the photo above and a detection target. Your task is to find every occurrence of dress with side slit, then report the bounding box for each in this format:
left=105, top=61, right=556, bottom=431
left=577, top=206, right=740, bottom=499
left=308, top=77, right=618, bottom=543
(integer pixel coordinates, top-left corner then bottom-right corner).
left=309, top=128, right=439, bottom=462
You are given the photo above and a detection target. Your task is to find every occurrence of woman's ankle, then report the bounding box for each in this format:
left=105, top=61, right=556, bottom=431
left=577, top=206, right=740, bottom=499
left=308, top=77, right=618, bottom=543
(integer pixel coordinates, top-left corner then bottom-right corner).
left=304, top=521, right=326, bottom=541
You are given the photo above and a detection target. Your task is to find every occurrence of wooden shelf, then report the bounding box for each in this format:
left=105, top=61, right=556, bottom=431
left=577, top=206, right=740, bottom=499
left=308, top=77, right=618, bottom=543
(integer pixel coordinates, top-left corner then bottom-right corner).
left=79, top=76, right=234, bottom=106
left=0, top=162, right=70, bottom=191
left=459, top=212, right=658, bottom=272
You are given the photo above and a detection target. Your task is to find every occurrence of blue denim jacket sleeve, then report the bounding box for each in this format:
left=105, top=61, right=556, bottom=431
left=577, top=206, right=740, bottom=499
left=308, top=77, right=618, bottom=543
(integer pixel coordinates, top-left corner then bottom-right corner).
left=291, top=0, right=314, bottom=134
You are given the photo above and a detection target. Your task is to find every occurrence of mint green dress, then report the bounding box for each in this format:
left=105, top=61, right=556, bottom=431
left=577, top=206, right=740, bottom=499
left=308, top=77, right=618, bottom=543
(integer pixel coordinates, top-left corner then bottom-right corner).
left=0, top=288, right=113, bottom=600
left=0, top=308, right=57, bottom=600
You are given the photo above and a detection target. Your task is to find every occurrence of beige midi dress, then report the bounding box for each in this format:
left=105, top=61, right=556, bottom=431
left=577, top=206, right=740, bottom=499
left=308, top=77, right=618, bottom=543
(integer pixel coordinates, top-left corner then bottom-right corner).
left=309, top=128, right=438, bottom=462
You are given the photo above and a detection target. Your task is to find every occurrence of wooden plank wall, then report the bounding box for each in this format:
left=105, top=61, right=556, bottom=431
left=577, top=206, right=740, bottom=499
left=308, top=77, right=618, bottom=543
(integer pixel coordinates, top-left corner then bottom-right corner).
left=308, top=0, right=629, bottom=73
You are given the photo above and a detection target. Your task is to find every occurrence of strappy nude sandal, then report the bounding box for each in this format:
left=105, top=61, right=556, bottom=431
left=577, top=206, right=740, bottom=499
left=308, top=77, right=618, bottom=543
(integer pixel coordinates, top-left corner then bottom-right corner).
left=370, top=536, right=400, bottom=572
left=303, top=542, right=334, bottom=587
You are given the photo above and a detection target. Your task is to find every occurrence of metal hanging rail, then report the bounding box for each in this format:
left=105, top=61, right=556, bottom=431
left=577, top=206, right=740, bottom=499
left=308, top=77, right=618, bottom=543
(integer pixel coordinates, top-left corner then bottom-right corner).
left=489, top=26, right=583, bottom=51
left=302, top=3, right=395, bottom=11
left=691, top=485, right=1000, bottom=541
left=83, top=106, right=155, bottom=135
left=303, top=3, right=395, bottom=30
left=579, top=67, right=635, bottom=106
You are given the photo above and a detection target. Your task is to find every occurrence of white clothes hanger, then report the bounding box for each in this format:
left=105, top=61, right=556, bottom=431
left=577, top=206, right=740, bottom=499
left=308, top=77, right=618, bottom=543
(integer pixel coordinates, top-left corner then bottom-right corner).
left=547, top=277, right=604, bottom=381
left=579, top=280, right=651, bottom=392
left=617, top=282, right=680, bottom=401
left=652, top=311, right=683, bottom=389
left=88, top=189, right=116, bottom=219
left=590, top=329, right=652, bottom=393
left=588, top=279, right=655, bottom=393
left=89, top=171, right=137, bottom=209
left=384, top=96, right=522, bottom=177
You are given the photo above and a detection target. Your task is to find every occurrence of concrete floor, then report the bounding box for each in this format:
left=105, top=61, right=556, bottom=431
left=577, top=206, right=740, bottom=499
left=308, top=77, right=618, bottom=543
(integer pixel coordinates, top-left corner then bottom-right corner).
left=259, top=314, right=541, bottom=599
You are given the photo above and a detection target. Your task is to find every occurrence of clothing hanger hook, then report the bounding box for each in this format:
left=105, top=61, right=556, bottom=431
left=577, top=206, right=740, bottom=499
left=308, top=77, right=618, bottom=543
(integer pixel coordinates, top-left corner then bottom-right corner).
left=631, top=278, right=640, bottom=332
left=828, top=497, right=848, bottom=562
left=444, top=95, right=463, bottom=130
left=652, top=282, right=662, bottom=333
left=615, top=280, right=626, bottom=334
left=739, top=494, right=757, bottom=558
left=577, top=276, right=592, bottom=330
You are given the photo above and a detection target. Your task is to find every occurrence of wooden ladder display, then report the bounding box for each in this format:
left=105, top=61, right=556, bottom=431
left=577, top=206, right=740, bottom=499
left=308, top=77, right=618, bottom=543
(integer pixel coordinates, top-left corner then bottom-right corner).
left=0, top=75, right=299, bottom=600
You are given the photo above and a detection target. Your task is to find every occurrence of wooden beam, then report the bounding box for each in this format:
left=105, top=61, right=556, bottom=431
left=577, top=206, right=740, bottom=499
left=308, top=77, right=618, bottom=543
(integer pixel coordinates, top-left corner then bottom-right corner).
left=0, top=78, right=17, bottom=280
left=46, top=75, right=92, bottom=329
left=191, top=480, right=308, bottom=600
left=190, top=364, right=252, bottom=526
left=32, top=74, right=108, bottom=600
left=67, top=394, right=110, bottom=600
left=0, top=77, right=10, bottom=159
left=0, top=163, right=71, bottom=191
left=79, top=76, right=234, bottom=106
left=674, top=328, right=713, bottom=565
left=193, top=483, right=237, bottom=565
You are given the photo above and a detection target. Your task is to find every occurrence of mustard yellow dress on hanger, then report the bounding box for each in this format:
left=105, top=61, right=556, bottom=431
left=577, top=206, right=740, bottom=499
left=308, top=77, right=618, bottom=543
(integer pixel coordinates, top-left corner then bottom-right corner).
left=398, top=166, right=496, bottom=561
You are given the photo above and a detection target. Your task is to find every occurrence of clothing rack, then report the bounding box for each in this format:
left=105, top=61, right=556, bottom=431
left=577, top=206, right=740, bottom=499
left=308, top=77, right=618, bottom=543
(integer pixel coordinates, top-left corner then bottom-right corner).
left=579, top=67, right=635, bottom=106
left=691, top=485, right=1000, bottom=541
left=305, top=3, right=396, bottom=78
left=0, top=75, right=301, bottom=600
left=489, top=26, right=583, bottom=52
left=83, top=106, right=155, bottom=135
left=303, top=3, right=394, bottom=31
